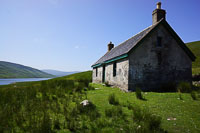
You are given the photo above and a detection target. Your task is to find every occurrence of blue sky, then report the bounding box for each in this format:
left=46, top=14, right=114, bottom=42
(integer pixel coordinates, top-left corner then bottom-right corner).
left=0, top=0, right=199, bottom=71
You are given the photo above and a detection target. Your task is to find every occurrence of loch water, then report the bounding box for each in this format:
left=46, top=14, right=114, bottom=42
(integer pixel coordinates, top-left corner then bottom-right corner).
left=0, top=78, right=50, bottom=85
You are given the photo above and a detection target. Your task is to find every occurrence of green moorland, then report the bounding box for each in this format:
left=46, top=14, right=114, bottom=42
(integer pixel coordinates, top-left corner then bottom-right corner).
left=0, top=71, right=200, bottom=132
left=0, top=61, right=54, bottom=78
left=88, top=84, right=200, bottom=133
left=186, top=41, right=200, bottom=75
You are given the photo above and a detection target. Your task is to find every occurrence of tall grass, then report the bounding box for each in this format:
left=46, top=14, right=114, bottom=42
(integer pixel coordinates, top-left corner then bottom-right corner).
left=0, top=72, right=95, bottom=132
left=108, top=93, right=119, bottom=105
left=191, top=91, right=198, bottom=100
left=132, top=105, right=163, bottom=132
left=0, top=71, right=165, bottom=132
left=135, top=87, right=146, bottom=100
left=177, top=82, right=191, bottom=93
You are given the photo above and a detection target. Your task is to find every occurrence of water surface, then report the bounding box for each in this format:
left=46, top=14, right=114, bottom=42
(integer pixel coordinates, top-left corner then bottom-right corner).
left=0, top=78, right=50, bottom=85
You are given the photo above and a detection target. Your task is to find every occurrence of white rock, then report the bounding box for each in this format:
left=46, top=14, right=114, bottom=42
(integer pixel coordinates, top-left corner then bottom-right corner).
left=80, top=100, right=89, bottom=106
left=167, top=117, right=177, bottom=121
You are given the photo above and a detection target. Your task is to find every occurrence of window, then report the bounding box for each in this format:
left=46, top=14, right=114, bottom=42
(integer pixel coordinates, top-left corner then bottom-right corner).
left=102, top=65, right=105, bottom=82
left=113, top=62, right=117, bottom=77
left=157, top=52, right=162, bottom=65
left=96, top=68, right=98, bottom=77
left=157, top=37, right=162, bottom=47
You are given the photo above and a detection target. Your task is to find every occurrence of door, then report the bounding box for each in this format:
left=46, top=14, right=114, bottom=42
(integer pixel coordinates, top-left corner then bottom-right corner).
left=102, top=65, right=105, bottom=82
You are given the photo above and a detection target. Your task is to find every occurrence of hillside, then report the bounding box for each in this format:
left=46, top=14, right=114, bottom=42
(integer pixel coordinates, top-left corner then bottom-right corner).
left=0, top=61, right=54, bottom=78
left=0, top=71, right=200, bottom=132
left=42, top=69, right=79, bottom=77
left=186, top=41, right=200, bottom=75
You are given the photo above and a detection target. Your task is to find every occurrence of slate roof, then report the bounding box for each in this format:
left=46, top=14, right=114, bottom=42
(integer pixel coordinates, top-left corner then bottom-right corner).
left=92, top=19, right=195, bottom=66
left=92, top=22, right=159, bottom=66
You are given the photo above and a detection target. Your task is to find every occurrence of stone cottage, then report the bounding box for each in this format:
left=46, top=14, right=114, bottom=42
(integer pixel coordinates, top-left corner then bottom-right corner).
left=91, top=2, right=196, bottom=91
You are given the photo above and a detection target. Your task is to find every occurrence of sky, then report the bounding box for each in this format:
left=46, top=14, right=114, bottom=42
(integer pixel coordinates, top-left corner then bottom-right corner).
left=0, top=0, right=200, bottom=71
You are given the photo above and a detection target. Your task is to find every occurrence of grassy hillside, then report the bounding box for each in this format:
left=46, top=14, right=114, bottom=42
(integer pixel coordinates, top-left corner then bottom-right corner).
left=42, top=69, right=80, bottom=77
left=56, top=70, right=92, bottom=81
left=88, top=84, right=200, bottom=133
left=0, top=71, right=200, bottom=132
left=0, top=61, right=54, bottom=78
left=186, top=41, right=200, bottom=75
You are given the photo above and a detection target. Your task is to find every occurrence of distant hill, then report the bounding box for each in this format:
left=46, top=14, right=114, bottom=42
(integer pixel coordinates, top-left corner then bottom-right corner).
left=186, top=41, right=200, bottom=75
left=42, top=69, right=80, bottom=77
left=0, top=61, right=54, bottom=78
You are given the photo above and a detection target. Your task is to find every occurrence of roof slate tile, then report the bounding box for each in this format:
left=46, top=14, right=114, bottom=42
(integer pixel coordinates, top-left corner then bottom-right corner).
left=93, top=23, right=158, bottom=66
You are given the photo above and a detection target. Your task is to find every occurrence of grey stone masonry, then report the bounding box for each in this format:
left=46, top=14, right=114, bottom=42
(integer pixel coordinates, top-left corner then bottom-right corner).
left=128, top=24, right=192, bottom=91
left=92, top=58, right=129, bottom=89
left=152, top=2, right=166, bottom=25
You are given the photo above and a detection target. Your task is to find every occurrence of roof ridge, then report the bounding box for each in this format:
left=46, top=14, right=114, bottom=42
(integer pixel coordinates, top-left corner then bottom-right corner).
left=127, top=21, right=161, bottom=53
left=92, top=19, right=164, bottom=66
left=114, top=20, right=163, bottom=54
left=113, top=20, right=162, bottom=51
left=109, top=25, right=153, bottom=53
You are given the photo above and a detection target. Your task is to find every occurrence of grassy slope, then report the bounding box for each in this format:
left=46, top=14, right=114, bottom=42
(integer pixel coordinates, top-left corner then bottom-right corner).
left=0, top=61, right=54, bottom=78
left=0, top=71, right=200, bottom=132
left=88, top=83, right=200, bottom=133
left=186, top=41, right=200, bottom=75
left=55, top=70, right=92, bottom=81
left=0, top=71, right=93, bottom=132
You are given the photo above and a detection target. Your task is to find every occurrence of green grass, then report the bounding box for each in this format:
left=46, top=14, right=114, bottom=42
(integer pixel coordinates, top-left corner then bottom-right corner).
left=186, top=41, right=200, bottom=75
left=0, top=71, right=94, bottom=132
left=54, top=70, right=92, bottom=81
left=88, top=83, right=200, bottom=133
left=0, top=71, right=200, bottom=132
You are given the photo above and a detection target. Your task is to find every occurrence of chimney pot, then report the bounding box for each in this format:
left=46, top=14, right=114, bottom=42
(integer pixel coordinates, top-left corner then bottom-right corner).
left=152, top=2, right=166, bottom=24
left=108, top=41, right=114, bottom=52
left=157, top=2, right=161, bottom=9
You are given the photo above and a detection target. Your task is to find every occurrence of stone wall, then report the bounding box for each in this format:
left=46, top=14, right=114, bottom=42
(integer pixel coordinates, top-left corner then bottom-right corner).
left=92, top=58, right=129, bottom=89
left=128, top=24, right=192, bottom=91
left=105, top=58, right=129, bottom=89
left=92, top=66, right=103, bottom=83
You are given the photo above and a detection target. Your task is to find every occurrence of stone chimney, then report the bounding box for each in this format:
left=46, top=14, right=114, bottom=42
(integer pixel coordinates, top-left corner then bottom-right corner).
left=108, top=41, right=114, bottom=52
left=152, top=2, right=166, bottom=25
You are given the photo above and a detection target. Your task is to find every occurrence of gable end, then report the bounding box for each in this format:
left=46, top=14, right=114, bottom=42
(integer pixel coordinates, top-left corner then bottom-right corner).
left=127, top=19, right=196, bottom=61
